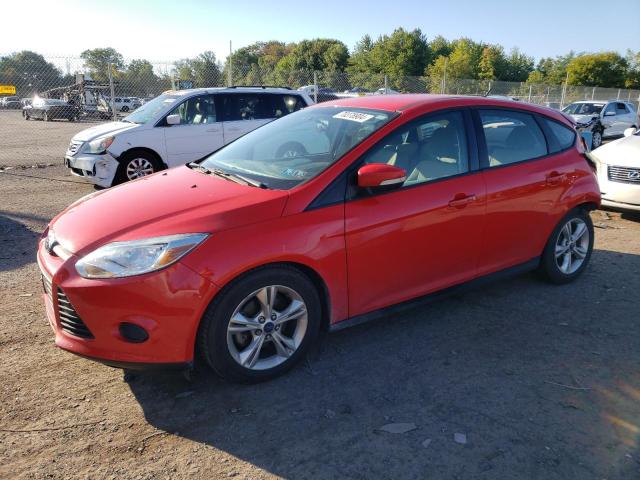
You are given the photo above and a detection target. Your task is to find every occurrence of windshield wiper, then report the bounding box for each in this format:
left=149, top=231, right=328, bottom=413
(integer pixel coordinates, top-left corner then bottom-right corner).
left=187, top=163, right=267, bottom=188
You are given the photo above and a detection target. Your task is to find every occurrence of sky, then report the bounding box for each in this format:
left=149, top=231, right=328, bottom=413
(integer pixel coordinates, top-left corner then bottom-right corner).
left=1, top=0, right=638, bottom=63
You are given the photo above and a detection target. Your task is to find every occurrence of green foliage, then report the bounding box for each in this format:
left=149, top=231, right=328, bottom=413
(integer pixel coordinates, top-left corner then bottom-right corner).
left=174, top=51, right=223, bottom=87
left=276, top=39, right=349, bottom=73
left=566, top=52, right=628, bottom=88
left=80, top=47, right=124, bottom=81
left=0, top=51, right=64, bottom=96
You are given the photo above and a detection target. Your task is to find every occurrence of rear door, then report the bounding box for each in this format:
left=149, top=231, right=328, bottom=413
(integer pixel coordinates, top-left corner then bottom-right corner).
left=475, top=108, right=576, bottom=275
left=345, top=109, right=486, bottom=316
left=162, top=94, right=224, bottom=166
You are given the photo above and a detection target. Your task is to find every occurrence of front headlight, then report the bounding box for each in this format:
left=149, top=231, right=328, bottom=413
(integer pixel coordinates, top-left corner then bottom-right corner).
left=84, top=136, right=115, bottom=154
left=75, top=233, right=208, bottom=279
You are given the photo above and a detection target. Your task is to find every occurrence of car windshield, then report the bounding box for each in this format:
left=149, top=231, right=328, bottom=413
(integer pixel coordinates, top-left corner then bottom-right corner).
left=123, top=94, right=180, bottom=124
left=563, top=103, right=604, bottom=115
left=199, top=106, right=394, bottom=190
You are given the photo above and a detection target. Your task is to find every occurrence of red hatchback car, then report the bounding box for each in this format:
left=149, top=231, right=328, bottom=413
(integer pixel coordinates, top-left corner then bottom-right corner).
left=38, top=95, right=600, bottom=382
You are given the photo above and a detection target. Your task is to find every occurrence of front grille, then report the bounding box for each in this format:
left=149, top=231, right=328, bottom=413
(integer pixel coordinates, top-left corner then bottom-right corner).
left=56, top=288, right=93, bottom=339
left=67, top=141, right=83, bottom=156
left=608, top=165, right=640, bottom=184
left=41, top=273, right=52, bottom=302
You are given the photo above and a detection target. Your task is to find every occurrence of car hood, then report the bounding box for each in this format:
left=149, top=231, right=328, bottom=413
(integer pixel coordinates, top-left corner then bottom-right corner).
left=591, top=134, right=640, bottom=167
left=49, top=166, right=289, bottom=255
left=71, top=121, right=140, bottom=142
left=568, top=113, right=598, bottom=125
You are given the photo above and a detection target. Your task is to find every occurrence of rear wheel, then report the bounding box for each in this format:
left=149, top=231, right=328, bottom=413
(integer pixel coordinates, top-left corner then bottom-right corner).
left=538, top=208, right=594, bottom=284
left=197, top=266, right=321, bottom=383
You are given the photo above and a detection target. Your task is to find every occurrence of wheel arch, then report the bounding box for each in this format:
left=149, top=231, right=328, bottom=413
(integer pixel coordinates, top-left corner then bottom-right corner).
left=118, top=146, right=167, bottom=170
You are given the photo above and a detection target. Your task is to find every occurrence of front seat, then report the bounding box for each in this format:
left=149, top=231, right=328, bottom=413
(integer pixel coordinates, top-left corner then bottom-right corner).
left=407, top=127, right=461, bottom=183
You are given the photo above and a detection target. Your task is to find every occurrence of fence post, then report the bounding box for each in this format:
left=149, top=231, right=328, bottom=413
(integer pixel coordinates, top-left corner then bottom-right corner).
left=528, top=84, right=532, bottom=103
left=108, top=63, right=116, bottom=121
left=591, top=87, right=595, bottom=100
left=442, top=58, right=448, bottom=94
left=617, top=89, right=621, bottom=100
left=384, top=75, right=388, bottom=94
left=313, top=71, right=318, bottom=103
left=227, top=40, right=233, bottom=87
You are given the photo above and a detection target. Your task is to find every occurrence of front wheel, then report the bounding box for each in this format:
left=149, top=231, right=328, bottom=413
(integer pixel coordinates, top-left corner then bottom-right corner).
left=113, top=151, right=160, bottom=185
left=591, top=129, right=603, bottom=149
left=538, top=208, right=594, bottom=284
left=197, top=266, right=322, bottom=383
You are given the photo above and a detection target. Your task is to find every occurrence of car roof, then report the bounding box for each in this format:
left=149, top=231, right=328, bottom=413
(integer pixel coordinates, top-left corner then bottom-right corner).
left=162, top=87, right=299, bottom=96
left=311, top=94, right=574, bottom=125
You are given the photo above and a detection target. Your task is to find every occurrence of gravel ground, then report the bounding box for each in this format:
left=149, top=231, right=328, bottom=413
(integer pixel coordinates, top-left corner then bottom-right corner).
left=1, top=165, right=640, bottom=480
left=0, top=110, right=103, bottom=168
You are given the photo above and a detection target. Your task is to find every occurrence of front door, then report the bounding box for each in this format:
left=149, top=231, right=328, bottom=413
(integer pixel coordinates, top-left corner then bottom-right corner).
left=163, top=94, right=224, bottom=166
left=345, top=110, right=486, bottom=317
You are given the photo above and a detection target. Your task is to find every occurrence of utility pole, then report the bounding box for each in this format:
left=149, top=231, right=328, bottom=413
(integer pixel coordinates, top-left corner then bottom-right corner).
left=108, top=63, right=116, bottom=121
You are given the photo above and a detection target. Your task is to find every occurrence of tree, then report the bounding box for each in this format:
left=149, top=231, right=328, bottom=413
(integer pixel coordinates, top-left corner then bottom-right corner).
left=566, top=52, right=627, bottom=87
left=623, top=49, right=640, bottom=88
left=80, top=48, right=124, bottom=81
left=502, top=48, right=534, bottom=82
left=532, top=52, right=576, bottom=84
left=426, top=38, right=484, bottom=91
left=429, top=35, right=453, bottom=59
left=0, top=50, right=63, bottom=96
left=276, top=39, right=349, bottom=72
left=123, top=59, right=160, bottom=97
left=174, top=51, right=223, bottom=87
left=478, top=45, right=506, bottom=80
left=223, top=41, right=292, bottom=84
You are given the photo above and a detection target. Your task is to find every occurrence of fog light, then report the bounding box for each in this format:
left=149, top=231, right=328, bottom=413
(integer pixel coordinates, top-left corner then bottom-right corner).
left=119, top=323, right=149, bottom=343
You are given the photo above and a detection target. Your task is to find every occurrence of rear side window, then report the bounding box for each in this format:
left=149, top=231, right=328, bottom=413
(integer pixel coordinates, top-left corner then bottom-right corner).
left=541, top=118, right=576, bottom=153
left=479, top=109, right=547, bottom=167
left=616, top=102, right=629, bottom=114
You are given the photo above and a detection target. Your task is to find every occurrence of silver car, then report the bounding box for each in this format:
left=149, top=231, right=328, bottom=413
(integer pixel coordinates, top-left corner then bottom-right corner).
left=563, top=100, right=638, bottom=149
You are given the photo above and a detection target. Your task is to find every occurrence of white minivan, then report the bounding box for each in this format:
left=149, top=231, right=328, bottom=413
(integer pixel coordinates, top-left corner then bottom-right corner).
left=65, top=87, right=313, bottom=188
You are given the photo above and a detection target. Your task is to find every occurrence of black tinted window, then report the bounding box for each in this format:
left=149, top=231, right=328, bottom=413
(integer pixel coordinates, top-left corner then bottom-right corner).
left=542, top=118, right=576, bottom=152
left=616, top=103, right=629, bottom=114
left=479, top=110, right=547, bottom=167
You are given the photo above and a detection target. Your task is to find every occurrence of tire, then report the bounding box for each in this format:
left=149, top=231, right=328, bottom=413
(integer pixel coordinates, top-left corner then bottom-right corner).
left=197, top=266, right=322, bottom=383
left=275, top=141, right=308, bottom=158
left=591, top=129, right=602, bottom=149
left=24, top=112, right=30, bottom=120
left=113, top=150, right=161, bottom=186
left=538, top=208, right=594, bottom=284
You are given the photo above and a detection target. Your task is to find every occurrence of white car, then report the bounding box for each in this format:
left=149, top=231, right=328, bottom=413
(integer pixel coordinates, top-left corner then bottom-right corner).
left=65, top=87, right=313, bottom=188
left=590, top=127, right=640, bottom=211
left=563, top=100, right=638, bottom=149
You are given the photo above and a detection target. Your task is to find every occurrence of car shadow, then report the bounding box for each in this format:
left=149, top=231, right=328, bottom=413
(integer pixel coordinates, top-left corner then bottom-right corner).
left=127, top=249, right=640, bottom=479
left=0, top=213, right=45, bottom=272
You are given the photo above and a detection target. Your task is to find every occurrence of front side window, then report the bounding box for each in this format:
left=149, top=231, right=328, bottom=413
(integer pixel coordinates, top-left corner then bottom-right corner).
left=479, top=109, right=547, bottom=166
left=123, top=94, right=180, bottom=124
left=170, top=95, right=217, bottom=125
left=361, top=110, right=469, bottom=186
left=200, top=107, right=393, bottom=189
left=603, top=103, right=616, bottom=115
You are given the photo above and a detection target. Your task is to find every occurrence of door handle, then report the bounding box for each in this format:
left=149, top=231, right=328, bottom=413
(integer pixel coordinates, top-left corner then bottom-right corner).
left=546, top=171, right=566, bottom=185
left=206, top=128, right=220, bottom=132
left=227, top=127, right=241, bottom=132
left=448, top=194, right=476, bottom=208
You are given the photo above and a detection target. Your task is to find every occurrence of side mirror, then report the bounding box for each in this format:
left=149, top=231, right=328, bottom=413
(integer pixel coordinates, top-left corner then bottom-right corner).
left=604, top=111, right=616, bottom=117
left=624, top=127, right=637, bottom=137
left=357, top=163, right=406, bottom=189
left=166, top=114, right=181, bottom=125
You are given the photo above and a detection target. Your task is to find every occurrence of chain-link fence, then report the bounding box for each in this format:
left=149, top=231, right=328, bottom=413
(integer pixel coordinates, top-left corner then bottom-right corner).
left=1, top=54, right=639, bottom=166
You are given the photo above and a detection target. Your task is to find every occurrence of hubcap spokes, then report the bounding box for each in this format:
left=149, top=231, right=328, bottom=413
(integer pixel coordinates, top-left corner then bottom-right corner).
left=555, top=218, right=589, bottom=274
left=227, top=285, right=308, bottom=370
left=126, top=158, right=154, bottom=180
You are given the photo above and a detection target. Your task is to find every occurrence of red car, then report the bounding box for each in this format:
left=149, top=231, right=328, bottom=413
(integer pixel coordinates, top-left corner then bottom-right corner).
left=38, top=95, right=600, bottom=382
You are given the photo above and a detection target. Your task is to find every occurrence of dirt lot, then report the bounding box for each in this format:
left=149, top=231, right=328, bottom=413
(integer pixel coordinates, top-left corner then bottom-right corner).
left=0, top=110, right=103, bottom=168
left=1, top=165, right=640, bottom=480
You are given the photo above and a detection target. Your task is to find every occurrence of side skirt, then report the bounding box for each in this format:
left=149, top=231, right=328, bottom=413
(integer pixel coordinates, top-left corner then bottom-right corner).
left=329, top=257, right=540, bottom=332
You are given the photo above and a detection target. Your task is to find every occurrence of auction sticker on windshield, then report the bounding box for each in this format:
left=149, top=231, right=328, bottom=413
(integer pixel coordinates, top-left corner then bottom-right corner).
left=333, top=111, right=375, bottom=123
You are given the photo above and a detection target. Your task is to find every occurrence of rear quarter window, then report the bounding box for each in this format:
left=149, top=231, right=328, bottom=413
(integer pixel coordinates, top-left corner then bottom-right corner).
left=541, top=118, right=576, bottom=153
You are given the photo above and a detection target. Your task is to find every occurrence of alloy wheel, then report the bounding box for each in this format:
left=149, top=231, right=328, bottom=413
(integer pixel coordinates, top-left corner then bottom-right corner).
left=226, top=285, right=308, bottom=370
left=125, top=157, right=154, bottom=180
left=555, top=218, right=589, bottom=275
left=592, top=131, right=602, bottom=149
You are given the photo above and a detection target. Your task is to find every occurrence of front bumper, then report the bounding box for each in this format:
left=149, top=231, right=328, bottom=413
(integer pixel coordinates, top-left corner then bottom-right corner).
left=65, top=152, right=118, bottom=188
left=596, top=163, right=640, bottom=212
left=37, top=238, right=219, bottom=367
